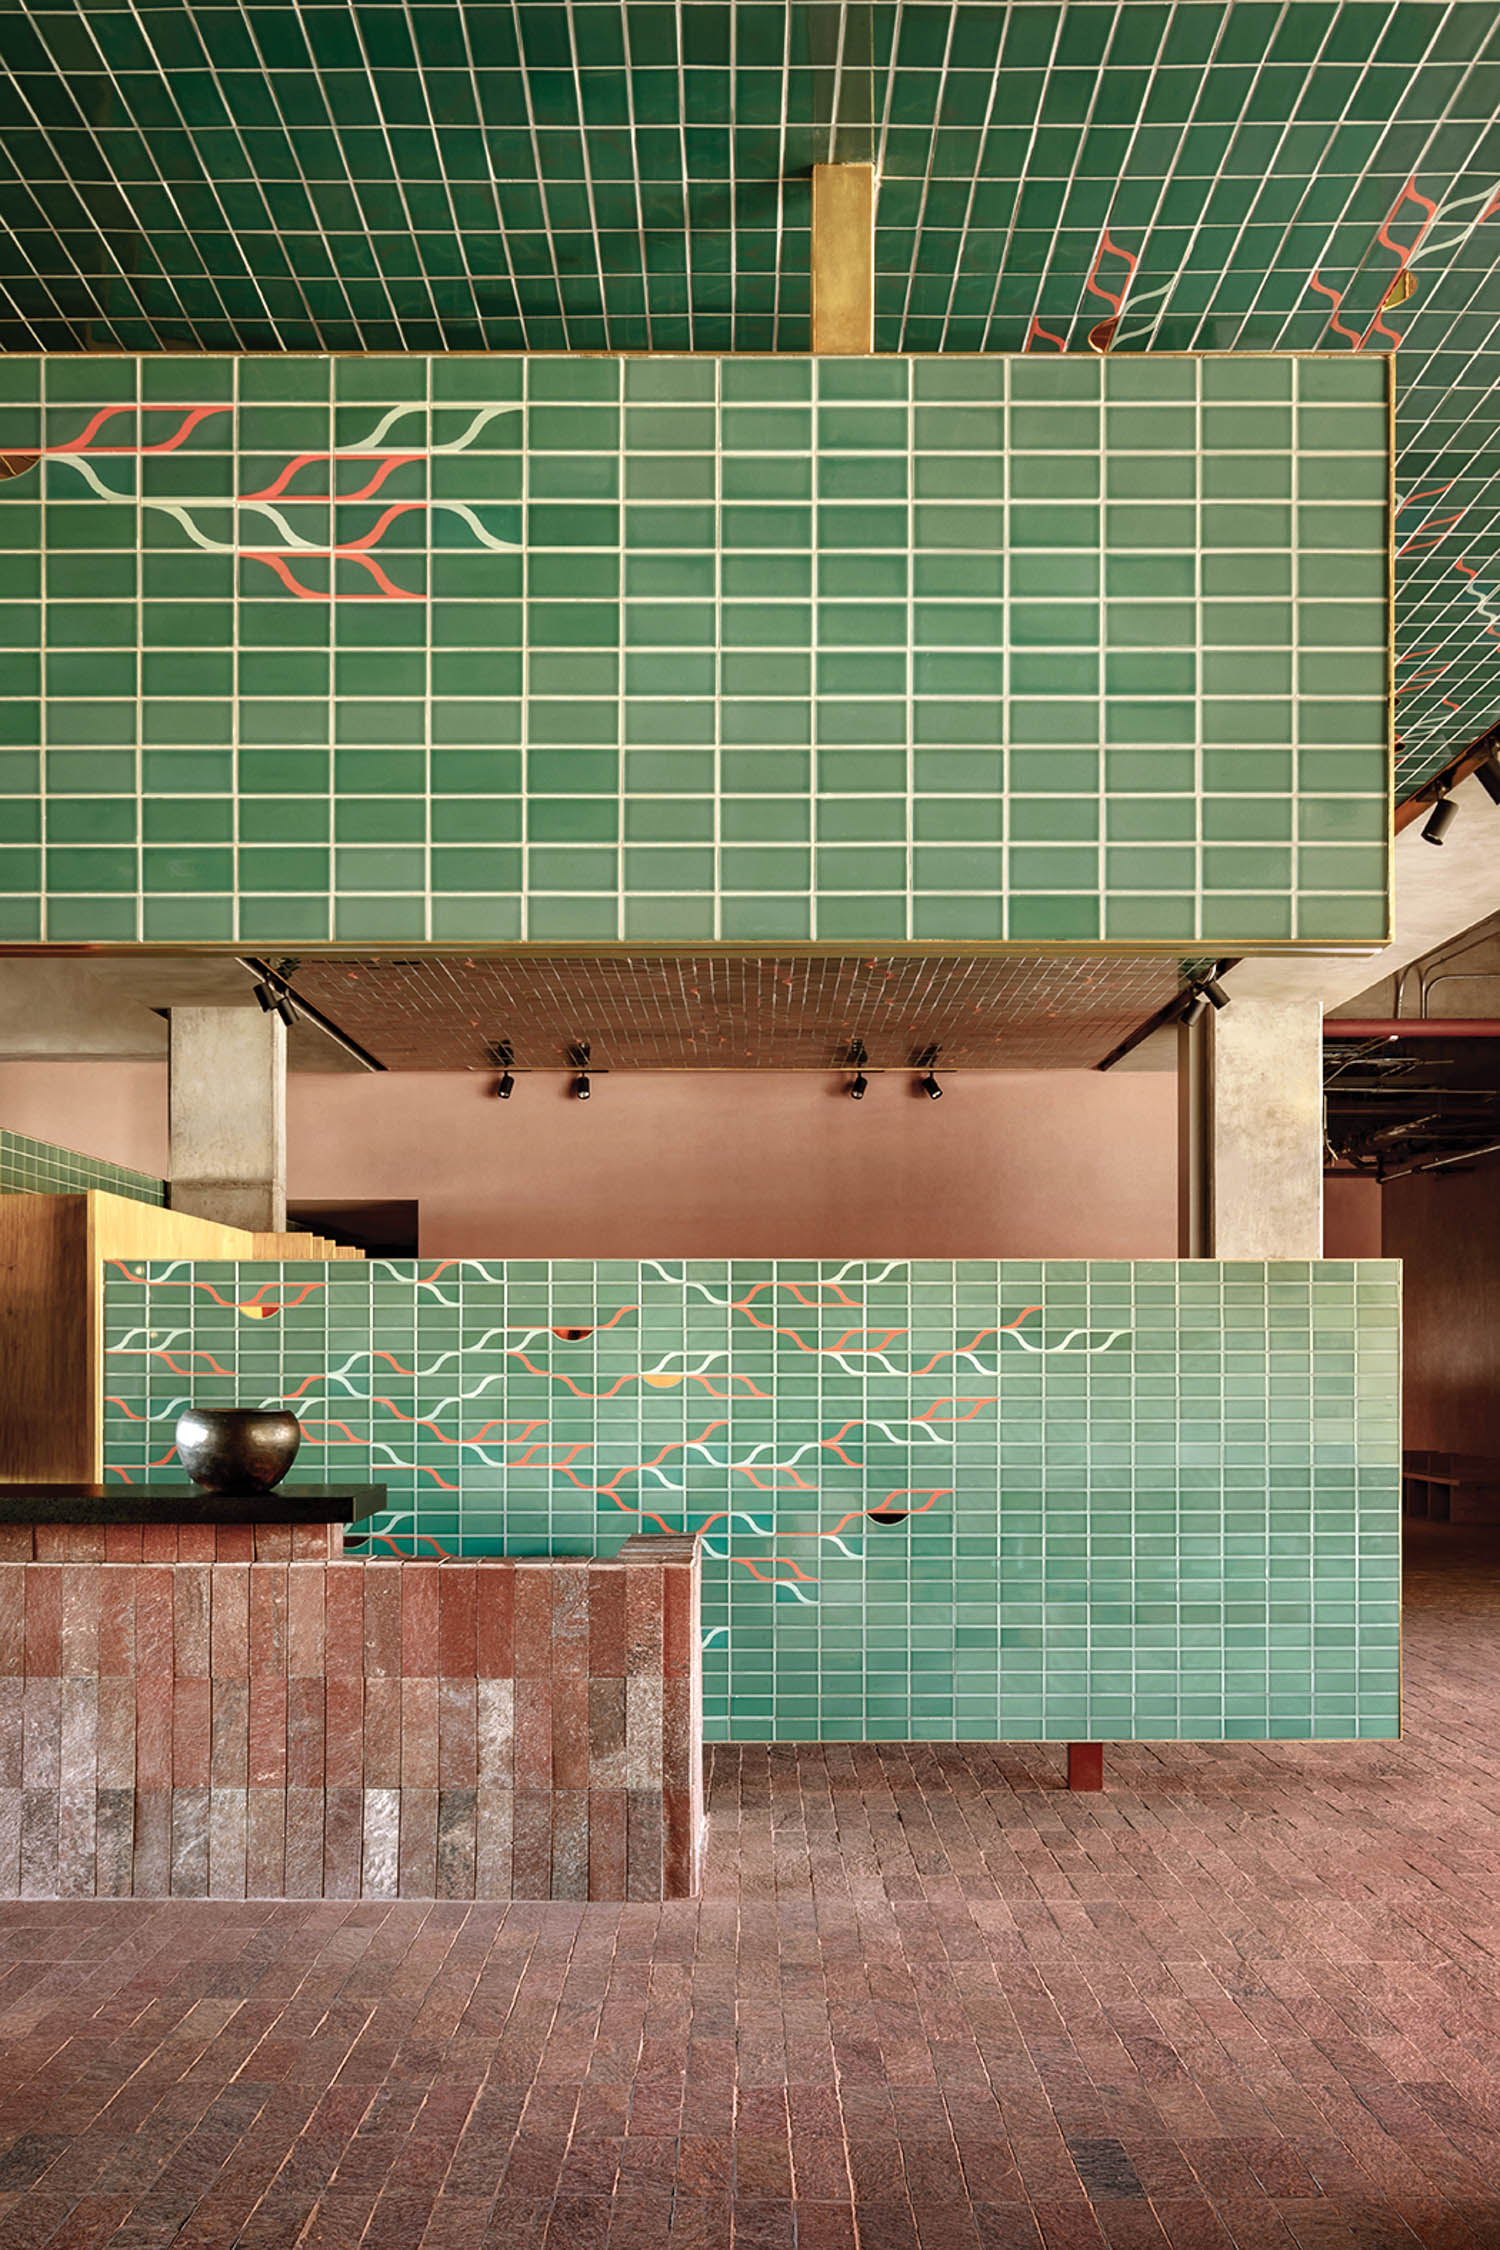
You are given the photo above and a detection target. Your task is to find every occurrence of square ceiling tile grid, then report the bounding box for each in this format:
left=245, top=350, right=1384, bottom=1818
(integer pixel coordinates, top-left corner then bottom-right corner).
left=0, top=1, right=1495, bottom=802
left=0, top=350, right=1389, bottom=950
left=281, top=949, right=1196, bottom=1070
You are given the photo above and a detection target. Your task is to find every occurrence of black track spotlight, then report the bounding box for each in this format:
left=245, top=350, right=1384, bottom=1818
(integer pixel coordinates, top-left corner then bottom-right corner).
left=252, top=977, right=296, bottom=1026
left=1476, top=751, right=1500, bottom=807
left=1180, top=989, right=1210, bottom=1027
left=573, top=1071, right=591, bottom=1100
left=494, top=1071, right=515, bottom=1100
left=1422, top=791, right=1457, bottom=845
left=1201, top=975, right=1230, bottom=1010
left=845, top=1040, right=868, bottom=1100
left=568, top=1040, right=592, bottom=1099
left=913, top=1043, right=942, bottom=1099
left=849, top=1071, right=868, bottom=1101
left=920, top=1071, right=943, bottom=1100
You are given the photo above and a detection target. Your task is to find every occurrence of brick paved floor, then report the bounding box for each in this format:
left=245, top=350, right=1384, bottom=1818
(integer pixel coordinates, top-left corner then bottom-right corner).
left=0, top=1522, right=1497, bottom=2249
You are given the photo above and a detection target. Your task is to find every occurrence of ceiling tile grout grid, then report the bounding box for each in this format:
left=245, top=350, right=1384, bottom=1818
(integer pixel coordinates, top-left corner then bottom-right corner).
left=283, top=949, right=1200, bottom=1070
left=0, top=0, right=1496, bottom=799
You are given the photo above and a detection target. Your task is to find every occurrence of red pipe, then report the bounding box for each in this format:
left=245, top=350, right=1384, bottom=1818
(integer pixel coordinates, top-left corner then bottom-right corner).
left=1325, top=1019, right=1500, bottom=1037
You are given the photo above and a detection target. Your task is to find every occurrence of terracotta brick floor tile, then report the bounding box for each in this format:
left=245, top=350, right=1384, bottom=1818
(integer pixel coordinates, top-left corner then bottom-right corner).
left=2, top=1528, right=1500, bottom=2244
left=1026, top=2206, right=1108, bottom=2250
left=598, top=2179, right=673, bottom=2241
left=1211, top=2203, right=1299, bottom=2249
left=478, top=2192, right=551, bottom=2245
left=792, top=2211, right=859, bottom=2250
left=663, top=2191, right=733, bottom=2242
left=972, top=2210, right=1043, bottom=2249
left=853, top=2203, right=923, bottom=2250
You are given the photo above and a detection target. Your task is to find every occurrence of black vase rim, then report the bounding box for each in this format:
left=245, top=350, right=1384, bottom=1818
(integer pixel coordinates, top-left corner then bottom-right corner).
left=177, top=1406, right=301, bottom=1421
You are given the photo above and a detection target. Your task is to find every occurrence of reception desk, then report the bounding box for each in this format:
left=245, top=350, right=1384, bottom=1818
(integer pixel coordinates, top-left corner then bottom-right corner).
left=0, top=1485, right=702, bottom=1903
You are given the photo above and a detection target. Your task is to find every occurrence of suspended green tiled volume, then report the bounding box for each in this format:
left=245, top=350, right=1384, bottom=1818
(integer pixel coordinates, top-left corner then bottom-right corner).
left=0, top=2, right=1491, bottom=804
left=103, top=1257, right=1402, bottom=1744
left=0, top=351, right=1389, bottom=949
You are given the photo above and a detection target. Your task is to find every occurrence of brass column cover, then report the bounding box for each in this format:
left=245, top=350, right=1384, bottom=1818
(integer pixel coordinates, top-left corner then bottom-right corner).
left=811, top=162, right=875, bottom=355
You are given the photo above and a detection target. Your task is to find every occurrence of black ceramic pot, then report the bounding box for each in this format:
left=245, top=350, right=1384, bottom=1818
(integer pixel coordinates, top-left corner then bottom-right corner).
left=175, top=1407, right=302, bottom=1495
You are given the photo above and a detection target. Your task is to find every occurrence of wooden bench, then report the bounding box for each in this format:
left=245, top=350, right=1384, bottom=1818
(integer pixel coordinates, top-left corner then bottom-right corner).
left=1403, top=1451, right=1500, bottom=1523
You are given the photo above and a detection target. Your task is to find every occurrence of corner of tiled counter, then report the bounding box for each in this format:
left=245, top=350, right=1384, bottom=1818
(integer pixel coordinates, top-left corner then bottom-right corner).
left=0, top=1530, right=704, bottom=1904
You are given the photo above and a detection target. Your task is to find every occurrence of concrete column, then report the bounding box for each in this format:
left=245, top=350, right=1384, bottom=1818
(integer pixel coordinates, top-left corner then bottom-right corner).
left=1182, top=998, right=1324, bottom=1259
left=168, top=1007, right=286, bottom=1232
left=1177, top=1014, right=1210, bottom=1258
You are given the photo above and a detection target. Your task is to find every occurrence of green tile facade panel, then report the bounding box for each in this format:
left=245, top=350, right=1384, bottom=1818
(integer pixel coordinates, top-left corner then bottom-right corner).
left=103, top=1257, right=1402, bottom=1743
left=0, top=1127, right=164, bottom=1204
left=0, top=1, right=1486, bottom=799
left=0, top=352, right=1390, bottom=949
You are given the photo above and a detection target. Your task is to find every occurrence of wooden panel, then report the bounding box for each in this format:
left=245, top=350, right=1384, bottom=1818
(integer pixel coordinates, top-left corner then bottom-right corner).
left=0, top=1196, right=93, bottom=1483
left=91, top=1195, right=363, bottom=1265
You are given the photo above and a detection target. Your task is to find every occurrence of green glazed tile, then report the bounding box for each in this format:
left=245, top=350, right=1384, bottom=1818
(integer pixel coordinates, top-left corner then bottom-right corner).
left=0, top=351, right=1394, bottom=949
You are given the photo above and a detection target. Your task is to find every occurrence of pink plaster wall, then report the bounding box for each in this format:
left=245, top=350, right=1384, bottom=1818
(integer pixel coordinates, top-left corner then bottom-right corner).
left=293, top=1068, right=1178, bottom=1259
left=0, top=1061, right=168, bottom=1176
left=0, top=1059, right=1178, bottom=1260
left=1323, top=1174, right=1383, bottom=1259
left=1383, top=1152, right=1500, bottom=1457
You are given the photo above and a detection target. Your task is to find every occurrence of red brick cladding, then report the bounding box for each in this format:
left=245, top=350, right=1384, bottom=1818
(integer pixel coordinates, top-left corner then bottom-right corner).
left=0, top=1535, right=702, bottom=1902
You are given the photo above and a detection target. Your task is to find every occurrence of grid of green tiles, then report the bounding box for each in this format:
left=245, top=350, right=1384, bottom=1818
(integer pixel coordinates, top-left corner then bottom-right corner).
left=0, top=1125, right=163, bottom=1203
left=0, top=1, right=1490, bottom=797
left=0, top=350, right=1390, bottom=948
left=102, top=1257, right=1402, bottom=1743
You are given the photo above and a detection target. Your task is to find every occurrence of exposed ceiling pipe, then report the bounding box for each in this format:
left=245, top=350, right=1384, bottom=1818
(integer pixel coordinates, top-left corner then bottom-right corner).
left=1377, top=1137, right=1500, bottom=1182
left=1324, top=1019, right=1500, bottom=1038
left=1422, top=970, right=1500, bottom=1014
left=1411, top=910, right=1500, bottom=1017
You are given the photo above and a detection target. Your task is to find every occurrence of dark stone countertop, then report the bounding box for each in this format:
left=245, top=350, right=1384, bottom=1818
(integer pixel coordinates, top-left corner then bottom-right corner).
left=0, top=1485, right=385, bottom=1526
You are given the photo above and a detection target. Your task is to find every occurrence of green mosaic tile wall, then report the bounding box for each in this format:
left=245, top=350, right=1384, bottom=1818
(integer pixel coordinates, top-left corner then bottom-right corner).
left=103, top=1256, right=1402, bottom=1743
left=0, top=1126, right=164, bottom=1204
left=0, top=351, right=1390, bottom=949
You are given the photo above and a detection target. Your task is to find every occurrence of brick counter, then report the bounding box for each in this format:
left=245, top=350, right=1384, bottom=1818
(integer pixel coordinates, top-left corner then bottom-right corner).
left=0, top=1533, right=702, bottom=1902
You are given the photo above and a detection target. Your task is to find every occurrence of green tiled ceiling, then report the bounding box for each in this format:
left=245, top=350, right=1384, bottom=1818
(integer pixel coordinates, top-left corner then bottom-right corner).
left=0, top=349, right=1389, bottom=948
left=102, top=1255, right=1403, bottom=1743
left=0, top=1, right=1492, bottom=804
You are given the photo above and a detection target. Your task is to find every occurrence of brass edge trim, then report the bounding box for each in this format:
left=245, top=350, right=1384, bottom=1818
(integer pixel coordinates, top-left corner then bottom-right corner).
left=17, top=349, right=1404, bottom=363
left=0, top=940, right=1393, bottom=962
